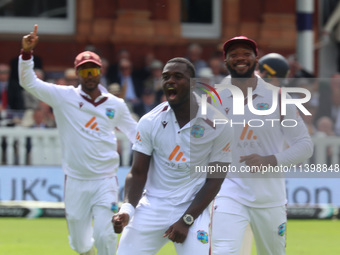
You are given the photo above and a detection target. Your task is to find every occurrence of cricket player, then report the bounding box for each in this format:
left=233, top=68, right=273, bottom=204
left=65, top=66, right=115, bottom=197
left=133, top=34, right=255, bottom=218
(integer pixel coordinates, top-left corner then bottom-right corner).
left=19, top=25, right=137, bottom=255
left=113, top=57, right=233, bottom=254
left=211, top=36, right=313, bottom=254
left=240, top=52, right=292, bottom=255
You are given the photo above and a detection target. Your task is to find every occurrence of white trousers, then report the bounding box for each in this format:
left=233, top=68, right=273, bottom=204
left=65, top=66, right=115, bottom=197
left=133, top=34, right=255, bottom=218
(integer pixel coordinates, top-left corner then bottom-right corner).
left=211, top=197, right=286, bottom=255
left=64, top=176, right=118, bottom=255
left=240, top=224, right=253, bottom=255
left=117, top=195, right=210, bottom=255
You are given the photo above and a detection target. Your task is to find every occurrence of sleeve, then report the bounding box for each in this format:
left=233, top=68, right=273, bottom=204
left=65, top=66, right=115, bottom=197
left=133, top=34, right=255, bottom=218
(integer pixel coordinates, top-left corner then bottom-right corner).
left=275, top=102, right=314, bottom=166
left=18, top=56, right=62, bottom=108
left=132, top=116, right=154, bottom=156
left=115, top=100, right=137, bottom=143
left=209, top=124, right=233, bottom=164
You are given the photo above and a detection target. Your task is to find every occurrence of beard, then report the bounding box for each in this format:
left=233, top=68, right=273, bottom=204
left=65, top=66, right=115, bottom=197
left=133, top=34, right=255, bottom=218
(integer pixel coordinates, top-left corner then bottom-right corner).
left=226, top=62, right=256, bottom=79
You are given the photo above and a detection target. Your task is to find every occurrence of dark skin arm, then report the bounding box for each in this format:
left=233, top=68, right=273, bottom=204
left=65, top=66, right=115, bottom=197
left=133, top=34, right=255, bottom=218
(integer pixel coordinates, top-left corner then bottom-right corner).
left=112, top=151, right=150, bottom=233
left=163, top=162, right=228, bottom=243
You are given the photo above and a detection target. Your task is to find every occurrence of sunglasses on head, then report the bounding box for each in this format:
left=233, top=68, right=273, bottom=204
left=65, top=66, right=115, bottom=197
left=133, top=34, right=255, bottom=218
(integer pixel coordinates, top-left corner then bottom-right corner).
left=78, top=68, right=101, bottom=78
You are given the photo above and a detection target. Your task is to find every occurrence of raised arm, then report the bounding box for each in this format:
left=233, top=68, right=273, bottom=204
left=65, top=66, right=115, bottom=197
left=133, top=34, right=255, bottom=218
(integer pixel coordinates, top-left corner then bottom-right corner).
left=19, top=24, right=61, bottom=107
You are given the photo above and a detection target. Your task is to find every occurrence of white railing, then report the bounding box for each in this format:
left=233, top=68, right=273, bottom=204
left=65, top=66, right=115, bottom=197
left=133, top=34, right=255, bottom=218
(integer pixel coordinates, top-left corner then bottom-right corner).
left=0, top=127, right=339, bottom=166
left=0, top=127, right=132, bottom=166
left=309, top=136, right=340, bottom=166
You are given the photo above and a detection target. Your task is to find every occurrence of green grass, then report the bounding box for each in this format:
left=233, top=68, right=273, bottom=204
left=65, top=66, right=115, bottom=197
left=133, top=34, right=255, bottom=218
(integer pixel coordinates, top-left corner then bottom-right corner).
left=0, top=218, right=339, bottom=254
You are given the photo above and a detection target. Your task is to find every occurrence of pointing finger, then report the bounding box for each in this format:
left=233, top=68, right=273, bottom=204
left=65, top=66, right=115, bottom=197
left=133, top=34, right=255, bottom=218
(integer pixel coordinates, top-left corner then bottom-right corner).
left=33, top=24, right=38, bottom=36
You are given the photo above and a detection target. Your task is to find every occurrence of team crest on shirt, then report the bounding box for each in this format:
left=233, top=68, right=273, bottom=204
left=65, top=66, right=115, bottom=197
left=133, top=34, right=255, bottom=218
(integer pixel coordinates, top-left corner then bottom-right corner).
left=278, top=222, right=286, bottom=236
left=106, top=108, right=115, bottom=119
left=191, top=125, right=205, bottom=138
left=257, top=103, right=270, bottom=110
left=197, top=230, right=208, bottom=244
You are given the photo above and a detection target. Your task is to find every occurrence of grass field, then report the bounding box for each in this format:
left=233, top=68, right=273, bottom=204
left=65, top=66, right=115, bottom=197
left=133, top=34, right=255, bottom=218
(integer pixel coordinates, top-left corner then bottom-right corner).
left=0, top=218, right=339, bottom=254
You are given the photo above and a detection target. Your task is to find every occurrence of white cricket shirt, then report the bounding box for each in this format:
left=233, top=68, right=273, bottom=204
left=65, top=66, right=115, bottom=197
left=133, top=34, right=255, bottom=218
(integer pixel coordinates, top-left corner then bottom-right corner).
left=216, top=76, right=313, bottom=208
left=132, top=100, right=233, bottom=205
left=19, top=56, right=137, bottom=180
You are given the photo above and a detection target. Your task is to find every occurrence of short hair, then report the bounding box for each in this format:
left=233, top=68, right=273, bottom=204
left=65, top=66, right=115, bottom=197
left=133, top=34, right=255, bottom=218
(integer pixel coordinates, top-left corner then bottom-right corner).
left=166, top=57, right=196, bottom=78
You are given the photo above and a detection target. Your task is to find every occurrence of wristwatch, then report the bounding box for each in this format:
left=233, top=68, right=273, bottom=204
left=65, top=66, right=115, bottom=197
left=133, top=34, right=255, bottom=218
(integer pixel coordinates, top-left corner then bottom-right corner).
left=182, top=214, right=194, bottom=226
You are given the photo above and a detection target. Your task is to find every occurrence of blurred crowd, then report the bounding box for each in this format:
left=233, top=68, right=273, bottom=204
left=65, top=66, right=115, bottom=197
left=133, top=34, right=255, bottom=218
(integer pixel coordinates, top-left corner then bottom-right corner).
left=1, top=43, right=340, bottom=165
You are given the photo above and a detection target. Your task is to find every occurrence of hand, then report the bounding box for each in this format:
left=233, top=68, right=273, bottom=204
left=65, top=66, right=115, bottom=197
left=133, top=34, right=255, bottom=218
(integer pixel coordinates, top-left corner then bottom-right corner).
left=112, top=212, right=130, bottom=234
left=163, top=219, right=189, bottom=243
left=22, top=24, right=39, bottom=52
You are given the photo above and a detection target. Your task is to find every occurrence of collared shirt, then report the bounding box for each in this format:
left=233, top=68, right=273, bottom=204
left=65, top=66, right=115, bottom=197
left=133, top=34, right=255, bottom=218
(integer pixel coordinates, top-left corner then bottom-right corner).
left=216, top=76, right=313, bottom=207
left=132, top=100, right=233, bottom=205
left=19, top=56, right=137, bottom=180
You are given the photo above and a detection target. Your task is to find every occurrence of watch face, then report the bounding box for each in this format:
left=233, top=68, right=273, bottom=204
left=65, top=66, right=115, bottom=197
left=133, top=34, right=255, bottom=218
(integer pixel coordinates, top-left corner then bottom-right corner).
left=183, top=214, right=194, bottom=225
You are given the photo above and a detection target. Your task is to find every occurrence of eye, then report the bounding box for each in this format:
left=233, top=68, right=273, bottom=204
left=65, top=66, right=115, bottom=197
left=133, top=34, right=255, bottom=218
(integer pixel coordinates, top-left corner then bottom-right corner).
left=174, top=74, right=183, bottom=79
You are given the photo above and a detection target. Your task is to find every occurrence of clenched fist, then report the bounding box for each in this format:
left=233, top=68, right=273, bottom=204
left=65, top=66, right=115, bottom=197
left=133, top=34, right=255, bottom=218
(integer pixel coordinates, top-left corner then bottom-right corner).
left=112, top=212, right=130, bottom=233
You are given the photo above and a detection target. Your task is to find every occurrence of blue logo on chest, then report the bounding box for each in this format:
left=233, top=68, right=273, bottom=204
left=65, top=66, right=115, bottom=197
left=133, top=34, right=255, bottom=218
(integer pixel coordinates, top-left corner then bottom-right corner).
left=191, top=125, right=205, bottom=138
left=256, top=103, right=269, bottom=110
left=106, top=108, right=115, bottom=119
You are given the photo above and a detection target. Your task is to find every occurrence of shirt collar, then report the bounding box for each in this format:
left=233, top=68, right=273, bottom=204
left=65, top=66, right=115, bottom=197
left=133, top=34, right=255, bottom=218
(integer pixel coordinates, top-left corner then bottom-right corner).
left=162, top=95, right=204, bottom=129
left=77, top=84, right=108, bottom=102
left=218, top=74, right=267, bottom=98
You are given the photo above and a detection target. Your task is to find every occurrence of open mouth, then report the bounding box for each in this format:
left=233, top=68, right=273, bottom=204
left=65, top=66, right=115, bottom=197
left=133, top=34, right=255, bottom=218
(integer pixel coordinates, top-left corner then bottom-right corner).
left=167, top=87, right=177, bottom=100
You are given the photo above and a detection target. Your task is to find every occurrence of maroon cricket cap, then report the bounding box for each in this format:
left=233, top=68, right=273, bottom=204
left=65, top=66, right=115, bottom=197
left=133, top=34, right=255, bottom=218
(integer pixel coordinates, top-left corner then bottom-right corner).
left=74, top=51, right=102, bottom=69
left=223, top=36, right=258, bottom=58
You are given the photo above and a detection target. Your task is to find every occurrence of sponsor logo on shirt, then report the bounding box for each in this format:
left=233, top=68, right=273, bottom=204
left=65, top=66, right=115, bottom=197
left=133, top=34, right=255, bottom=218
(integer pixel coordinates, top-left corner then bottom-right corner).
left=222, top=142, right=231, bottom=152
left=85, top=116, right=99, bottom=131
left=168, top=145, right=186, bottom=162
left=197, top=230, right=208, bottom=244
left=136, top=132, right=142, bottom=142
left=240, top=124, right=257, bottom=140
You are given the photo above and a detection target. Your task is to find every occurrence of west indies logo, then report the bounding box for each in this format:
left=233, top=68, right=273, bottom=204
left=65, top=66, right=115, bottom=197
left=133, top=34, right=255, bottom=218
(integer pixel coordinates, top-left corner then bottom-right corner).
left=196, top=81, right=222, bottom=107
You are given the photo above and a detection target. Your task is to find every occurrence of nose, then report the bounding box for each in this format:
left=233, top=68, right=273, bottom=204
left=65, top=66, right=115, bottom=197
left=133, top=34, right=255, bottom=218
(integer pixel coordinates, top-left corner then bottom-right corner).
left=235, top=54, right=247, bottom=61
left=167, top=74, right=177, bottom=84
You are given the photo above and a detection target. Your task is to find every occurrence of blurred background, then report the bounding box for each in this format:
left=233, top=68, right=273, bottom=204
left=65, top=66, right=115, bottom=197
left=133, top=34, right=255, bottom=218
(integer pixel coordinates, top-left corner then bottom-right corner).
left=1, top=0, right=340, bottom=222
